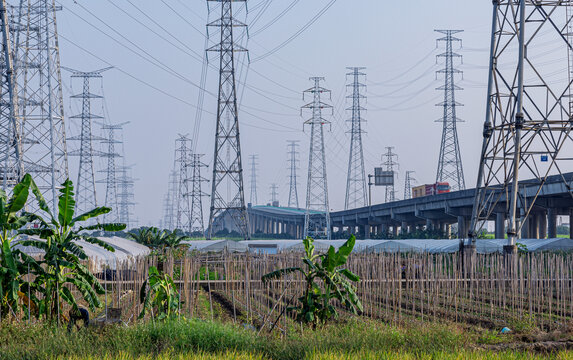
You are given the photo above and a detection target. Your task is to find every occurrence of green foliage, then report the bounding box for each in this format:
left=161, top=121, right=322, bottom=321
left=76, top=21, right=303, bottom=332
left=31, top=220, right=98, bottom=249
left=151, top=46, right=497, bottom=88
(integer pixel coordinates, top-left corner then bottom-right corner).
left=19, top=179, right=126, bottom=320
left=0, top=173, right=37, bottom=318
left=516, top=242, right=528, bottom=253
left=0, top=318, right=554, bottom=360
left=262, top=236, right=363, bottom=327
left=128, top=227, right=190, bottom=253
left=139, top=266, right=181, bottom=320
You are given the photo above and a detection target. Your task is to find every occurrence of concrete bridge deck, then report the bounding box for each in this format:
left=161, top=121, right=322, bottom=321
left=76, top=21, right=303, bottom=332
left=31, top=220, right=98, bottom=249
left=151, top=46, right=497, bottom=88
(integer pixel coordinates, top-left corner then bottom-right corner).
left=237, top=172, right=573, bottom=239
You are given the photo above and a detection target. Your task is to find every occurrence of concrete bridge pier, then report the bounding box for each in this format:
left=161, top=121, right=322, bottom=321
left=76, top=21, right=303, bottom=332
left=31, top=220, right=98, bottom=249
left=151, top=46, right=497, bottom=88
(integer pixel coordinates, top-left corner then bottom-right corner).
left=547, top=208, right=557, bottom=238
left=457, top=216, right=468, bottom=239
left=495, top=212, right=505, bottom=239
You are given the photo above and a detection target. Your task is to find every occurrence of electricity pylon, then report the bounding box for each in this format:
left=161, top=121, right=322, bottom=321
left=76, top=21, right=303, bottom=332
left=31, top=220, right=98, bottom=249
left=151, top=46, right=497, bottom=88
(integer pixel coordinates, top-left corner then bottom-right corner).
left=344, top=67, right=367, bottom=210
left=175, top=135, right=192, bottom=233
left=65, top=67, right=112, bottom=215
left=249, top=154, right=258, bottom=205
left=404, top=171, right=416, bottom=200
left=117, top=164, right=135, bottom=229
left=269, top=183, right=278, bottom=204
left=206, top=0, right=250, bottom=239
left=469, top=1, right=573, bottom=252
left=162, top=169, right=177, bottom=231
left=286, top=140, right=300, bottom=208
left=382, top=147, right=399, bottom=202
left=435, top=30, right=465, bottom=191
left=97, top=121, right=127, bottom=224
left=13, top=0, right=68, bottom=213
left=0, top=0, right=22, bottom=189
left=190, top=153, right=208, bottom=235
left=302, top=77, right=332, bottom=240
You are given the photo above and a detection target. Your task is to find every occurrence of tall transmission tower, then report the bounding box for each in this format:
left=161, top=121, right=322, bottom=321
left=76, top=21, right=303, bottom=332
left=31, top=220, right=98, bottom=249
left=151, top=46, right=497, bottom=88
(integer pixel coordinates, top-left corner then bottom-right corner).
left=302, top=77, right=332, bottom=240
left=0, top=0, right=22, bottom=189
left=190, top=153, right=208, bottom=235
left=469, top=1, right=573, bottom=251
left=117, top=164, right=135, bottom=229
left=12, top=0, right=68, bottom=213
left=65, top=67, right=111, bottom=215
left=269, top=183, right=278, bottom=205
left=249, top=154, right=258, bottom=205
left=344, top=67, right=367, bottom=210
left=206, top=0, right=250, bottom=239
left=435, top=30, right=465, bottom=191
left=382, top=147, right=399, bottom=202
left=97, top=121, right=127, bottom=224
left=175, top=135, right=192, bottom=233
left=286, top=140, right=300, bottom=208
left=404, top=171, right=416, bottom=200
left=162, top=169, right=177, bottom=231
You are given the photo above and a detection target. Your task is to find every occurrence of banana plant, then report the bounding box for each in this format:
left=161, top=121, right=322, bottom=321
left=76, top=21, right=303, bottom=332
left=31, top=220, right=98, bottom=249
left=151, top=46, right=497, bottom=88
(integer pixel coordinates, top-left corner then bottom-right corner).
left=0, top=174, right=36, bottom=320
left=262, top=235, right=363, bottom=327
left=18, top=179, right=125, bottom=320
left=139, top=265, right=180, bottom=320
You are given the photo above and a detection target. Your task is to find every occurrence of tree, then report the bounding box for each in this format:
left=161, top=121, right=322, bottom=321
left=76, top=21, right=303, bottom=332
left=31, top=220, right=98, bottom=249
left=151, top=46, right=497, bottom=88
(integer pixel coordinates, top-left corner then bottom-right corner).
left=19, top=179, right=125, bottom=321
left=262, top=236, right=363, bottom=327
left=0, top=174, right=36, bottom=320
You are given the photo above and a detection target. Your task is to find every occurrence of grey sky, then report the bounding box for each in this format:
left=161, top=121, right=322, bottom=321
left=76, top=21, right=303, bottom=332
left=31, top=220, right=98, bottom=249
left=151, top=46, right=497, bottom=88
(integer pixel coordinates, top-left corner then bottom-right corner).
left=55, top=1, right=494, bottom=226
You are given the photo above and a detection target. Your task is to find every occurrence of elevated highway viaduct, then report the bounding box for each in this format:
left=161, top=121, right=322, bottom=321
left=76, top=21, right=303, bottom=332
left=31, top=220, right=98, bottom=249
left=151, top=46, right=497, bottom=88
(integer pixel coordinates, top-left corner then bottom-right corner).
left=241, top=173, right=573, bottom=239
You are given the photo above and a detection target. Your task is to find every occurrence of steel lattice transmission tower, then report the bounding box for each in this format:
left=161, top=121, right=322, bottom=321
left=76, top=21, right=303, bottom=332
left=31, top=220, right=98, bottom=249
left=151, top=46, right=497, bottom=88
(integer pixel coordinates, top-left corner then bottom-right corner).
left=468, top=1, right=573, bottom=251
left=117, top=164, right=135, bottom=229
left=344, top=67, right=367, bottom=210
left=66, top=67, right=111, bottom=215
left=206, top=0, right=250, bottom=239
left=382, top=147, right=399, bottom=202
left=249, top=154, right=258, bottom=205
left=97, top=121, right=127, bottom=224
left=435, top=30, right=465, bottom=191
left=404, top=171, right=416, bottom=200
left=162, top=169, right=177, bottom=231
left=269, top=183, right=278, bottom=204
left=302, top=77, right=332, bottom=240
left=190, top=153, right=208, bottom=235
left=12, top=0, right=68, bottom=212
left=175, top=135, right=192, bottom=233
left=286, top=140, right=300, bottom=208
left=0, top=0, right=22, bottom=189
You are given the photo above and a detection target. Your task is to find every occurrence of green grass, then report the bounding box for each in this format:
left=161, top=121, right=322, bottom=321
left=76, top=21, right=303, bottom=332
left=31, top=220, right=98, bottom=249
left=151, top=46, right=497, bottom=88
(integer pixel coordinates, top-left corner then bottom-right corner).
left=0, top=318, right=571, bottom=360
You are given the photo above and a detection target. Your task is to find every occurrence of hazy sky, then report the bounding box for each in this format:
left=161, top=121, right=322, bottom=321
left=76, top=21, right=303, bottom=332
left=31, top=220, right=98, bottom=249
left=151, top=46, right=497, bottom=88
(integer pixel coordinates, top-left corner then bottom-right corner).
left=54, top=0, right=495, bottom=226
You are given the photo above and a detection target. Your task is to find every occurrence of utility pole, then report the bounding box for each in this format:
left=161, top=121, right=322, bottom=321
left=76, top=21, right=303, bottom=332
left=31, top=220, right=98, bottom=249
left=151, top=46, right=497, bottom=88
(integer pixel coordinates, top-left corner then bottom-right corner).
left=435, top=30, right=465, bottom=191
left=302, top=77, right=332, bottom=240
left=0, top=0, right=22, bottom=190
left=206, top=0, right=250, bottom=239
left=404, top=171, right=416, bottom=200
left=13, top=0, right=68, bottom=213
left=469, top=1, right=573, bottom=255
left=249, top=154, right=258, bottom=205
left=344, top=67, right=367, bottom=210
left=175, top=135, right=192, bottom=233
left=190, top=153, right=209, bottom=235
left=286, top=140, right=300, bottom=208
left=65, top=67, right=111, bottom=215
left=97, top=121, right=128, bottom=224
left=382, top=147, right=399, bottom=203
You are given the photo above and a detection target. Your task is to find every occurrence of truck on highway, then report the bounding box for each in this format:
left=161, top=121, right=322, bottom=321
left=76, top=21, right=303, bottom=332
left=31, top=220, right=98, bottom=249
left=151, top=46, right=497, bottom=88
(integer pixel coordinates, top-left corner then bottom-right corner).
left=412, top=182, right=450, bottom=198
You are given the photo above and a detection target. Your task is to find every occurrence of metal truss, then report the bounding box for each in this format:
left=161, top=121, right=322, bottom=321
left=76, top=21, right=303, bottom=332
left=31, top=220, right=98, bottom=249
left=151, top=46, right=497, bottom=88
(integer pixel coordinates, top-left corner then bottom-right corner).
left=302, top=77, right=332, bottom=240
left=344, top=67, right=368, bottom=210
left=469, top=0, right=573, bottom=247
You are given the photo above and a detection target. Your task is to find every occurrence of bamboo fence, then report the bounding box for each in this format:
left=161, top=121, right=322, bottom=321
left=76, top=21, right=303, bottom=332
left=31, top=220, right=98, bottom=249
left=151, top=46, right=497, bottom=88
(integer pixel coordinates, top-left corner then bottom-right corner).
left=87, top=251, right=573, bottom=331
